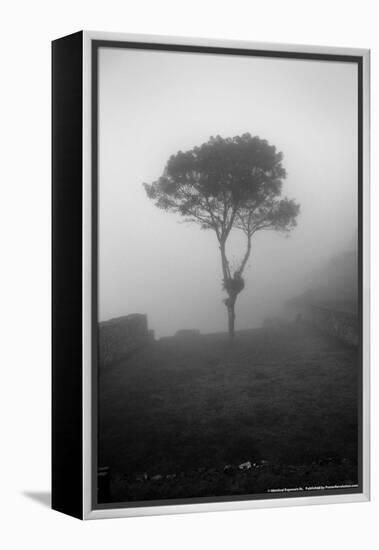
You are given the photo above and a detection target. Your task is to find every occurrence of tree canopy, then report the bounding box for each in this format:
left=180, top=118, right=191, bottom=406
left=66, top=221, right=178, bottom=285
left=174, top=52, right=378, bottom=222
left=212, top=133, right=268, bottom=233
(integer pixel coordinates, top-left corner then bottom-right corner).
left=144, top=133, right=299, bottom=242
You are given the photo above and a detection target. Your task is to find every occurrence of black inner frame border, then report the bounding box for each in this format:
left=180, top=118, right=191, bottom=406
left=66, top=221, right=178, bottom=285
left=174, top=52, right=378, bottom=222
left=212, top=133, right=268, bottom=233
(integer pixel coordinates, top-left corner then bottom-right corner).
left=91, top=39, right=364, bottom=511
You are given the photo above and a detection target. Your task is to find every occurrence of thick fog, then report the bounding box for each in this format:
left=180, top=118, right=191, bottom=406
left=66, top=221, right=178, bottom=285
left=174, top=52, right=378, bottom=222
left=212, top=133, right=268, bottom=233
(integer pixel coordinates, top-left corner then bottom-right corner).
left=98, top=47, right=358, bottom=337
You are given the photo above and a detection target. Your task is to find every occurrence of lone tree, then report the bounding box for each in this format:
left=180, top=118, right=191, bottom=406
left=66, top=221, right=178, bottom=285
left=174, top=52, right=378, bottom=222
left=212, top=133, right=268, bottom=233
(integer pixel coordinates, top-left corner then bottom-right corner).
left=144, top=133, right=300, bottom=341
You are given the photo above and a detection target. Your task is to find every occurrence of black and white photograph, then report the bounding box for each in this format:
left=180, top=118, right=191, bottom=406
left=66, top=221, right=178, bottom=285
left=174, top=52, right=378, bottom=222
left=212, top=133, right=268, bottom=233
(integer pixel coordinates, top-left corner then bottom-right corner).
left=2, top=0, right=378, bottom=544
left=95, top=42, right=363, bottom=507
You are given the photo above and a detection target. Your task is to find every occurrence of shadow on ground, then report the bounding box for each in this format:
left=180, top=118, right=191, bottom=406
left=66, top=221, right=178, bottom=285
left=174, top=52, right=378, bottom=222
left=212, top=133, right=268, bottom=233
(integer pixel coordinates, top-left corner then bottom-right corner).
left=23, top=491, right=51, bottom=507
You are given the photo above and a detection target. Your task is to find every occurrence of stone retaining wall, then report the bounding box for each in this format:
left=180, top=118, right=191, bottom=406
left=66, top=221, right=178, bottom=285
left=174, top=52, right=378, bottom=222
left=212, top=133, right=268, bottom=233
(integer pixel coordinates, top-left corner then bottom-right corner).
left=286, top=300, right=358, bottom=346
left=99, top=314, right=149, bottom=367
left=306, top=305, right=359, bottom=346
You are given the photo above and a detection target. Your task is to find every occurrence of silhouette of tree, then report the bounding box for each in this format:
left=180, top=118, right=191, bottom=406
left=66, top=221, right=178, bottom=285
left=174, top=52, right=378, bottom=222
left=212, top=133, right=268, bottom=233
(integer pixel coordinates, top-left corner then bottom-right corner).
left=144, top=133, right=300, bottom=340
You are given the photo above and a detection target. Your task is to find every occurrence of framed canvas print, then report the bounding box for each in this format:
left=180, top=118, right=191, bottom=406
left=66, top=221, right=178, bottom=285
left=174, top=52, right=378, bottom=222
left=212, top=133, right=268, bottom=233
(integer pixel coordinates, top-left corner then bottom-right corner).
left=52, top=31, right=370, bottom=520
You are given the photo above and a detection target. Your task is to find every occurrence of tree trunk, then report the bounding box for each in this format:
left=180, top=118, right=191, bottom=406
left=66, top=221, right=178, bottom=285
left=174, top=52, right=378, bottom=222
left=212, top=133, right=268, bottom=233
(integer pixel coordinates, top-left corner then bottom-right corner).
left=227, top=300, right=236, bottom=342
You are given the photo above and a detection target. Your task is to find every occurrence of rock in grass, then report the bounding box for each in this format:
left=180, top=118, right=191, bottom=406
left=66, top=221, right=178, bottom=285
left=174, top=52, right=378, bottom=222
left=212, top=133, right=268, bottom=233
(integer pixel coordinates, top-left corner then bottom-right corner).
left=238, top=461, right=252, bottom=471
left=135, top=472, right=148, bottom=482
left=151, top=474, right=163, bottom=481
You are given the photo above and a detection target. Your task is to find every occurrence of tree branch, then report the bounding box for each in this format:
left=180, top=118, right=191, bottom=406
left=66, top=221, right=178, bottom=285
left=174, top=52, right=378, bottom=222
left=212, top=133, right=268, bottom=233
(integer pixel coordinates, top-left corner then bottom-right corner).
left=219, top=242, right=231, bottom=280
left=235, top=233, right=252, bottom=276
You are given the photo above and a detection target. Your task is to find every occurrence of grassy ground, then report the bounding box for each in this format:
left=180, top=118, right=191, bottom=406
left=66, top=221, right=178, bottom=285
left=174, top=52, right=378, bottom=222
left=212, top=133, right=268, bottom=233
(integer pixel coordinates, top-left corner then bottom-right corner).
left=98, top=322, right=358, bottom=503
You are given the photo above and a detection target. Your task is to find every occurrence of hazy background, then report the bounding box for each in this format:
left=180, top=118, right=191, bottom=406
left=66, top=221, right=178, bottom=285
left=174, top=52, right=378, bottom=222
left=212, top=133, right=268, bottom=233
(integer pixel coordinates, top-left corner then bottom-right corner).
left=98, top=47, right=358, bottom=337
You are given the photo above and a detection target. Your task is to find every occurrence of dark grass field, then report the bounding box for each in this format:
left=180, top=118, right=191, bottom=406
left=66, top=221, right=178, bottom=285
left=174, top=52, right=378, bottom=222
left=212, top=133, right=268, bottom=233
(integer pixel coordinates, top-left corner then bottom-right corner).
left=98, top=322, right=359, bottom=503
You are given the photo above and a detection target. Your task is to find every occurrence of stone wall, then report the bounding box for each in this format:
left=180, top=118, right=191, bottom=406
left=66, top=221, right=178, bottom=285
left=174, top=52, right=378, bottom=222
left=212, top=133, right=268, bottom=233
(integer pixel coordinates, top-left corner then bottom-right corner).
left=99, top=314, right=149, bottom=367
left=306, top=305, right=359, bottom=346
left=286, top=299, right=358, bottom=347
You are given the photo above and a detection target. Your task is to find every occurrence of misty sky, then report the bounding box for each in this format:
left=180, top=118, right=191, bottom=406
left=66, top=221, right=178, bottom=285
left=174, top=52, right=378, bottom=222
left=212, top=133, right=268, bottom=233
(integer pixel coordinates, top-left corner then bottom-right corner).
left=98, top=47, right=358, bottom=337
